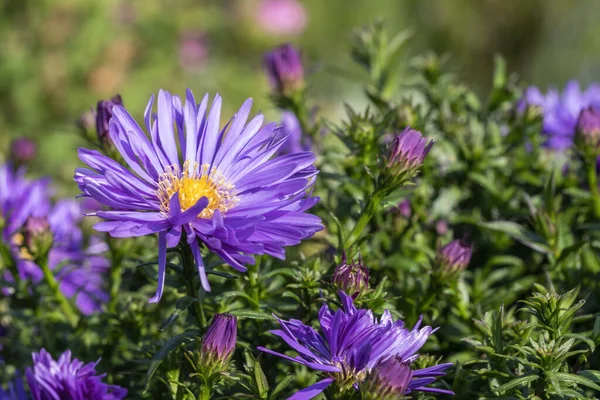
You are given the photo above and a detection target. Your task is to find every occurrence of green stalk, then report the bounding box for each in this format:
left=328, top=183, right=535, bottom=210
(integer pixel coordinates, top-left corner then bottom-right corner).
left=344, top=192, right=381, bottom=249
left=586, top=157, right=600, bottom=218
left=39, top=257, right=78, bottom=327
left=107, top=236, right=123, bottom=314
left=181, top=244, right=207, bottom=329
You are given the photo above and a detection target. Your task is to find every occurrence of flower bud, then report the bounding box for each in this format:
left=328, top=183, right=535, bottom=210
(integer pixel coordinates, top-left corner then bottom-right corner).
left=576, top=107, right=600, bottom=155
left=435, top=220, right=448, bottom=236
left=199, top=313, right=237, bottom=374
left=362, top=356, right=413, bottom=400
left=385, top=128, right=433, bottom=182
left=96, top=95, right=123, bottom=145
left=264, top=44, right=304, bottom=97
left=395, top=199, right=411, bottom=218
left=23, top=216, right=53, bottom=259
left=436, top=238, right=472, bottom=279
left=332, top=253, right=369, bottom=298
left=10, top=138, right=36, bottom=165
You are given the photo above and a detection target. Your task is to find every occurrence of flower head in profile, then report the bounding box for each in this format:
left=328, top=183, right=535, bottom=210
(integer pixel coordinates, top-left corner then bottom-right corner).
left=521, top=81, right=600, bottom=150
left=96, top=94, right=123, bottom=144
left=199, top=313, right=237, bottom=374
left=264, top=44, right=304, bottom=96
left=258, top=292, right=453, bottom=399
left=75, top=89, right=322, bottom=302
left=437, top=238, right=472, bottom=279
left=386, top=128, right=433, bottom=173
left=26, top=349, right=127, bottom=400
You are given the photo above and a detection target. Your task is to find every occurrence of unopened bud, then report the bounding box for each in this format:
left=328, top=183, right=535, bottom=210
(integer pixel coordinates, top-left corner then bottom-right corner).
left=436, top=238, right=472, bottom=279
left=10, top=138, right=36, bottom=165
left=332, top=253, right=369, bottom=298
left=23, top=216, right=53, bottom=259
left=362, top=356, right=413, bottom=400
left=576, top=107, right=600, bottom=155
left=264, top=44, right=304, bottom=97
left=384, top=128, right=433, bottom=184
left=199, top=313, right=237, bottom=374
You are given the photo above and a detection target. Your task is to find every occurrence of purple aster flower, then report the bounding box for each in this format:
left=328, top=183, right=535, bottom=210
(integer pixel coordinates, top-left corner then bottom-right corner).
left=255, top=0, right=307, bottom=36
left=75, top=89, right=322, bottom=302
left=96, top=95, right=123, bottom=144
left=25, top=349, right=127, bottom=400
left=275, top=112, right=310, bottom=155
left=199, top=313, right=237, bottom=373
left=10, top=138, right=36, bottom=165
left=386, top=127, right=433, bottom=172
left=437, top=238, right=472, bottom=278
left=258, top=292, right=454, bottom=399
left=332, top=253, right=369, bottom=298
left=521, top=81, right=600, bottom=150
left=264, top=44, right=305, bottom=96
left=0, top=374, right=27, bottom=400
left=361, top=356, right=413, bottom=400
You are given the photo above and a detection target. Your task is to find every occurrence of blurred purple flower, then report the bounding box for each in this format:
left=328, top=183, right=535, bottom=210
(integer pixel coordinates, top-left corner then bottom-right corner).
left=437, top=238, right=472, bottom=278
left=264, top=44, right=304, bottom=96
left=179, top=31, right=208, bottom=72
left=275, top=112, right=310, bottom=155
left=521, top=81, right=600, bottom=150
left=395, top=199, right=411, bottom=218
left=96, top=95, right=123, bottom=144
left=10, top=138, right=36, bottom=165
left=255, top=0, right=307, bottom=36
left=75, top=89, right=322, bottom=303
left=576, top=107, right=600, bottom=152
left=26, top=349, right=127, bottom=400
left=435, top=220, right=449, bottom=236
left=0, top=374, right=27, bottom=400
left=258, top=292, right=453, bottom=399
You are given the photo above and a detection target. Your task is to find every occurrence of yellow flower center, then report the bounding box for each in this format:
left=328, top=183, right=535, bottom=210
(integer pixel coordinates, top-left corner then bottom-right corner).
left=157, top=160, right=238, bottom=219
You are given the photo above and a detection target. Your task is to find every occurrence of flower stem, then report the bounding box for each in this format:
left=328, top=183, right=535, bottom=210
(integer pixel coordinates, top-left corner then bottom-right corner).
left=586, top=157, right=600, bottom=218
left=181, top=244, right=207, bottom=329
left=107, top=236, right=123, bottom=314
left=39, top=257, right=78, bottom=327
left=344, top=193, right=380, bottom=249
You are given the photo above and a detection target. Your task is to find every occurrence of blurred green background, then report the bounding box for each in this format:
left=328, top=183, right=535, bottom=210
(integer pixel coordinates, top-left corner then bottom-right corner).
left=1, top=0, right=599, bottom=190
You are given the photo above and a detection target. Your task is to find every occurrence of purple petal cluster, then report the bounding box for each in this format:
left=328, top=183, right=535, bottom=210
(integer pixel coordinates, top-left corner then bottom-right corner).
left=0, top=375, right=27, bottom=400
left=332, top=253, right=369, bottom=298
left=275, top=112, right=311, bottom=155
left=96, top=95, right=123, bottom=143
left=25, top=349, right=127, bottom=400
left=1, top=165, right=109, bottom=314
left=521, top=81, right=600, bottom=150
left=258, top=292, right=453, bottom=399
left=75, top=89, right=322, bottom=303
left=200, top=313, right=237, bottom=369
left=264, top=44, right=304, bottom=96
left=576, top=107, right=600, bottom=151
left=362, top=356, right=413, bottom=399
left=437, top=239, right=472, bottom=277
left=387, top=128, right=433, bottom=171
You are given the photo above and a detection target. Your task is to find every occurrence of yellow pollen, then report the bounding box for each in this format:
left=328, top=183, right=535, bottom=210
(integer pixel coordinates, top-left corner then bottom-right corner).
left=157, top=161, right=238, bottom=219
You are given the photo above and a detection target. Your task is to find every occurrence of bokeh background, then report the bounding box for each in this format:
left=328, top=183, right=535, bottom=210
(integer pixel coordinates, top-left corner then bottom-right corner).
left=1, top=0, right=599, bottom=192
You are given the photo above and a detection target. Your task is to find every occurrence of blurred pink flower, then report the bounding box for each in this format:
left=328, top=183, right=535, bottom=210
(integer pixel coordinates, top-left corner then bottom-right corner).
left=179, top=31, right=208, bottom=72
left=255, top=0, right=307, bottom=36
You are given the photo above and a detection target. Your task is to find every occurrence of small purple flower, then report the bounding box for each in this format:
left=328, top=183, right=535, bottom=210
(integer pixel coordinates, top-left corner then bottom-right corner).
left=10, top=138, right=36, bottom=165
left=96, top=95, right=123, bottom=144
left=0, top=374, right=27, bottom=400
left=264, top=44, right=304, bottom=96
left=200, top=313, right=237, bottom=372
left=386, top=128, right=434, bottom=172
left=362, top=356, right=413, bottom=400
left=521, top=81, right=600, bottom=150
left=255, top=0, right=307, bottom=36
left=25, top=349, right=127, bottom=400
left=258, top=292, right=453, bottom=399
left=275, top=112, right=310, bottom=155
left=395, top=199, right=411, bottom=218
left=576, top=107, right=600, bottom=153
left=75, top=89, right=322, bottom=303
left=437, top=239, right=472, bottom=278
left=332, top=253, right=369, bottom=298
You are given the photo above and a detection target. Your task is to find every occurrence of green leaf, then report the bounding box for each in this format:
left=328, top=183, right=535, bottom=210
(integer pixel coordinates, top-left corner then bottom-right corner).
left=577, top=370, right=600, bottom=383
left=495, top=374, right=540, bottom=393
left=253, top=360, right=269, bottom=399
left=478, top=221, right=551, bottom=254
left=144, top=330, right=199, bottom=391
left=207, top=270, right=238, bottom=279
left=270, top=375, right=294, bottom=399
left=555, top=372, right=600, bottom=391
left=230, top=310, right=273, bottom=320
left=159, top=296, right=202, bottom=331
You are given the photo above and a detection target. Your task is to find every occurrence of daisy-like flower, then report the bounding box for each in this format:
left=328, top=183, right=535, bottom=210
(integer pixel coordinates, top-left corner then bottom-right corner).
left=26, top=349, right=127, bottom=400
left=521, top=81, right=600, bottom=150
left=258, top=292, right=453, bottom=399
left=75, top=89, right=322, bottom=302
left=1, top=165, right=109, bottom=314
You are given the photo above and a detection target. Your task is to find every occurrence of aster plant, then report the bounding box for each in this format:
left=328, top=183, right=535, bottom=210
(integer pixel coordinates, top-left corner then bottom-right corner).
left=258, top=292, right=453, bottom=399
left=75, top=89, right=322, bottom=303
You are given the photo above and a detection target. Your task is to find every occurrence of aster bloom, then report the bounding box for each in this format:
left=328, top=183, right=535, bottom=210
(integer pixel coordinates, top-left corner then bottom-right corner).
left=96, top=95, right=123, bottom=143
left=199, top=313, right=237, bottom=373
left=332, top=253, right=369, bottom=298
left=264, top=44, right=304, bottom=96
left=75, top=89, right=321, bottom=303
left=521, top=81, right=600, bottom=150
left=576, top=107, right=600, bottom=155
left=361, top=356, right=413, bottom=400
left=275, top=112, right=311, bottom=155
left=255, top=0, right=307, bottom=36
left=25, top=349, right=127, bottom=400
left=258, top=292, right=454, bottom=399
left=386, top=127, right=433, bottom=173
left=10, top=137, right=36, bottom=165
left=437, top=238, right=472, bottom=279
